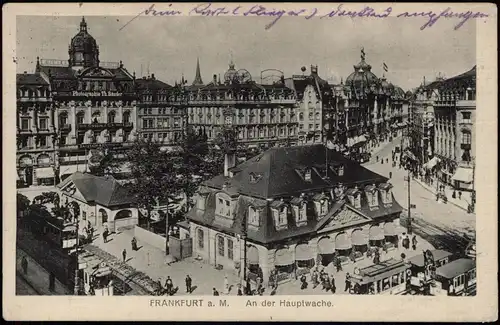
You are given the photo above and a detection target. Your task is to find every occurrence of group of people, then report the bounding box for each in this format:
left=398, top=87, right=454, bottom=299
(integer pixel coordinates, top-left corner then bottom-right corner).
left=401, top=234, right=418, bottom=251
left=155, top=275, right=192, bottom=296
left=308, top=268, right=337, bottom=293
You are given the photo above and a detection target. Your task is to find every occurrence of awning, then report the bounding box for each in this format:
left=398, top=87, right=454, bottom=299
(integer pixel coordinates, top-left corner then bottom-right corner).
left=351, top=229, right=367, bottom=246
left=275, top=248, right=294, bottom=266
left=369, top=226, right=385, bottom=241
left=384, top=222, right=397, bottom=236
left=451, top=167, right=473, bottom=183
left=295, top=244, right=313, bottom=261
left=35, top=167, right=55, bottom=179
left=60, top=164, right=87, bottom=175
left=317, top=237, right=335, bottom=254
left=247, top=245, right=259, bottom=265
left=335, top=233, right=352, bottom=250
left=424, top=157, right=441, bottom=170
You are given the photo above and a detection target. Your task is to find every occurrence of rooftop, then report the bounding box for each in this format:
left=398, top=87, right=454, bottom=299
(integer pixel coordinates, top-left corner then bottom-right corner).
left=436, top=258, right=475, bottom=279
left=57, top=172, right=135, bottom=207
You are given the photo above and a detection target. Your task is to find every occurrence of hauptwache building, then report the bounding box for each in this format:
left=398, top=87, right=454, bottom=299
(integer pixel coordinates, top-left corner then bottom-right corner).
left=187, top=144, right=404, bottom=285
left=16, top=18, right=142, bottom=185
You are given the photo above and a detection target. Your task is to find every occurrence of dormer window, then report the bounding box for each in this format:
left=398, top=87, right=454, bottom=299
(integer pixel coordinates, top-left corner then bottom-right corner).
left=249, top=172, right=263, bottom=184
left=304, top=169, right=312, bottom=181
left=365, top=184, right=379, bottom=210
left=337, top=165, right=344, bottom=176
left=378, top=183, right=394, bottom=206
left=271, top=202, right=288, bottom=230
left=248, top=206, right=260, bottom=227
left=216, top=193, right=233, bottom=218
left=320, top=198, right=329, bottom=215
left=346, top=187, right=361, bottom=209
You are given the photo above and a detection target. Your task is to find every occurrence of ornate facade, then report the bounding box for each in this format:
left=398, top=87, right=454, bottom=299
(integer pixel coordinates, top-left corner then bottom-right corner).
left=337, top=49, right=409, bottom=153
left=16, top=72, right=55, bottom=186
left=187, top=145, right=404, bottom=286
left=433, top=66, right=476, bottom=190
left=182, top=61, right=299, bottom=149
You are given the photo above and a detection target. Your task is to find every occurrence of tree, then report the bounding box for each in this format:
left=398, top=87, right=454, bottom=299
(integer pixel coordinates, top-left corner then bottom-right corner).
left=88, top=146, right=122, bottom=177
left=125, top=138, right=184, bottom=255
left=33, top=191, right=60, bottom=207
left=17, top=193, right=30, bottom=217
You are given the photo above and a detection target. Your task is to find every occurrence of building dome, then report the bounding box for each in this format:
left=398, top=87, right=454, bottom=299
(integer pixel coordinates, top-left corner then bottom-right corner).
left=379, top=77, right=394, bottom=95
left=224, top=61, right=238, bottom=83
left=393, top=86, right=405, bottom=99
left=69, top=17, right=99, bottom=68
left=345, top=49, right=379, bottom=95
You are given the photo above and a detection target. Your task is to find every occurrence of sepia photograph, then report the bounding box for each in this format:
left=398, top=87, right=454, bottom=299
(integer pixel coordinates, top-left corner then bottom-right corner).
left=3, top=2, right=497, bottom=322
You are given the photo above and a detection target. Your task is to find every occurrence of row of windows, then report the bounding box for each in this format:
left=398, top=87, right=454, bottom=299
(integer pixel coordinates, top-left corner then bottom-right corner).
left=17, top=88, right=51, bottom=99
left=140, top=107, right=181, bottom=115
left=237, top=127, right=296, bottom=139
left=141, top=118, right=182, bottom=129
left=190, top=114, right=295, bottom=125
left=18, top=135, right=51, bottom=148
left=196, top=229, right=235, bottom=260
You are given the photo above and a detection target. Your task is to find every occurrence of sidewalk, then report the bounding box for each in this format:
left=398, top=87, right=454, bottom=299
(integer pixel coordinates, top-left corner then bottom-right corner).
left=413, top=177, right=473, bottom=213
left=91, top=228, right=242, bottom=296
left=16, top=249, right=72, bottom=295
left=274, top=226, right=434, bottom=295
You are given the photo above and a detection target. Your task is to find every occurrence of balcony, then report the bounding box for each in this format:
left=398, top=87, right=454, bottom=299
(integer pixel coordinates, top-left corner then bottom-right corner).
left=456, top=100, right=476, bottom=108
left=60, top=124, right=72, bottom=132
left=461, top=143, right=471, bottom=150
left=77, top=122, right=133, bottom=130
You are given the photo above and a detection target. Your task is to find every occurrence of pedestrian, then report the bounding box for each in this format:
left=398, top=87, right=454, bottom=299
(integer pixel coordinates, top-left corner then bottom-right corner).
left=381, top=159, right=384, bottom=165
left=403, top=235, right=410, bottom=250
left=165, top=276, right=173, bottom=295
left=122, top=249, right=127, bottom=262
left=156, top=278, right=163, bottom=295
left=412, top=235, right=418, bottom=250
left=185, top=275, right=192, bottom=294
left=223, top=275, right=229, bottom=295
left=300, top=274, right=308, bottom=290
left=237, top=284, right=243, bottom=296
left=458, top=191, right=462, bottom=200
left=386, top=158, right=389, bottom=164
left=21, top=256, right=28, bottom=275
left=312, top=269, right=319, bottom=288
left=376, top=156, right=379, bottom=162
left=213, top=288, right=219, bottom=296
left=330, top=275, right=336, bottom=294
left=102, top=230, right=107, bottom=243
left=389, top=171, right=392, bottom=179
left=49, top=272, right=56, bottom=292
left=344, top=273, right=352, bottom=293
left=131, top=237, right=138, bottom=251
left=335, top=257, right=342, bottom=272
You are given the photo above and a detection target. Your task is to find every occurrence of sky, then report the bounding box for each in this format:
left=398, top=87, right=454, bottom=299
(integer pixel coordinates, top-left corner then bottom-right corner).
left=16, top=15, right=476, bottom=91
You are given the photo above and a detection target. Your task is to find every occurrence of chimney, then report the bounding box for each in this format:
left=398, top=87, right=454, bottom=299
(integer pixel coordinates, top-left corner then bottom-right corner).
left=224, top=152, right=236, bottom=177
left=24, top=71, right=27, bottom=74
left=151, top=73, right=155, bottom=80
left=213, top=74, right=217, bottom=84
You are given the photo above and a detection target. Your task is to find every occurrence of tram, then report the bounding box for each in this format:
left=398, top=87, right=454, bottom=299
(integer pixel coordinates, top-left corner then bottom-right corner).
left=23, top=204, right=78, bottom=251
left=407, top=249, right=454, bottom=295
left=350, top=258, right=411, bottom=295
left=433, top=258, right=477, bottom=296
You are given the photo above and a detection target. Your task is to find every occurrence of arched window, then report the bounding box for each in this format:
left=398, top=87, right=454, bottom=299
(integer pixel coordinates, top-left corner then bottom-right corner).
left=59, top=112, right=68, bottom=126
left=108, top=111, right=116, bottom=123
left=248, top=206, right=259, bottom=226
left=197, top=228, right=204, bottom=249
left=123, top=111, right=130, bottom=124
left=92, top=111, right=101, bottom=123
left=76, top=111, right=85, bottom=125
left=37, top=154, right=51, bottom=167
left=299, top=112, right=304, bottom=121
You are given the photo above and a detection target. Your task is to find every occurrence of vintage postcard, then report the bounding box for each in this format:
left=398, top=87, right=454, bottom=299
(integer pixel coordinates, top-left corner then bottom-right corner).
left=2, top=2, right=498, bottom=322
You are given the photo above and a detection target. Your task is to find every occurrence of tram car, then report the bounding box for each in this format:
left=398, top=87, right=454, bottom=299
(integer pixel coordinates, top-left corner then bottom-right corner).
left=23, top=204, right=78, bottom=251
left=407, top=249, right=454, bottom=294
left=433, top=258, right=477, bottom=296
left=79, top=252, right=114, bottom=296
left=350, top=258, right=411, bottom=295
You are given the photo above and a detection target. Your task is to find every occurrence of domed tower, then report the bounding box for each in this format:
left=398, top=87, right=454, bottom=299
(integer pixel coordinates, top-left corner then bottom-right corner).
left=224, top=60, right=238, bottom=84
left=345, top=48, right=379, bottom=97
left=68, top=17, right=100, bottom=69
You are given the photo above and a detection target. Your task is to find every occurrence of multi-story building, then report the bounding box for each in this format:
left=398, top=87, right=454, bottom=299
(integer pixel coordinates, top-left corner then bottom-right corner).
left=410, top=79, right=442, bottom=170
left=187, top=144, right=404, bottom=286
left=183, top=61, right=298, bottom=149
left=284, top=65, right=336, bottom=145
left=16, top=18, right=176, bottom=184
left=135, top=75, right=187, bottom=144
left=433, top=66, right=476, bottom=191
left=342, top=49, right=408, bottom=153
left=16, top=72, right=55, bottom=186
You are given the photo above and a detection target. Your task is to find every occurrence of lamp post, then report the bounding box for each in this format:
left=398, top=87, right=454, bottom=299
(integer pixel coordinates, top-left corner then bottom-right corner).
left=69, top=202, right=81, bottom=295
